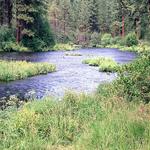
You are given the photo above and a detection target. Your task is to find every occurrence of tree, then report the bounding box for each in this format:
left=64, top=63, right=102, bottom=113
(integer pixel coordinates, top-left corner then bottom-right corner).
left=88, top=0, right=100, bottom=33
left=0, top=0, right=13, bottom=26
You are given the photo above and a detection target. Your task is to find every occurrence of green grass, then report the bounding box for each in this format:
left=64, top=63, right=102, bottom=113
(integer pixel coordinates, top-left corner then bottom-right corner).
left=0, top=86, right=150, bottom=149
left=103, top=43, right=150, bottom=53
left=52, top=43, right=77, bottom=51
left=0, top=54, right=149, bottom=150
left=0, top=60, right=56, bottom=82
left=83, top=57, right=119, bottom=72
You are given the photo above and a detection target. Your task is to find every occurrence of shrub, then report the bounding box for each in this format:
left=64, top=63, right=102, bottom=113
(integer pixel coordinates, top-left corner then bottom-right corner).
left=110, top=36, right=121, bottom=45
left=117, top=54, right=150, bottom=102
left=0, top=26, right=15, bottom=51
left=3, top=42, right=28, bottom=52
left=90, top=32, right=100, bottom=47
left=22, top=16, right=55, bottom=52
left=125, top=33, right=138, bottom=47
left=23, top=37, right=47, bottom=52
left=101, top=34, right=112, bottom=47
left=116, top=38, right=125, bottom=46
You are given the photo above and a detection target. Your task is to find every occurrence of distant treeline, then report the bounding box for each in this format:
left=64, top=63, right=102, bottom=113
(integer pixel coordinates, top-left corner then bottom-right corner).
left=0, top=0, right=150, bottom=51
left=49, top=0, right=150, bottom=44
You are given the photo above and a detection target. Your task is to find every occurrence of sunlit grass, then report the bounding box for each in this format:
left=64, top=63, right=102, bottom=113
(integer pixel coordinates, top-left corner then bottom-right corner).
left=52, top=43, right=76, bottom=51
left=0, top=53, right=149, bottom=149
left=0, top=60, right=56, bottom=82
left=0, top=88, right=150, bottom=150
left=104, top=43, right=150, bottom=53
left=83, top=57, right=119, bottom=72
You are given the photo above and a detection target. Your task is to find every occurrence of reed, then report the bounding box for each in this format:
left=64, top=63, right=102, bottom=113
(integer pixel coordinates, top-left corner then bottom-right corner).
left=0, top=60, right=56, bottom=82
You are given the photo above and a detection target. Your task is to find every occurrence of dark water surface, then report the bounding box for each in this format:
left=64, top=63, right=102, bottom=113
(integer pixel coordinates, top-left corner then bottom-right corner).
left=0, top=48, right=137, bottom=99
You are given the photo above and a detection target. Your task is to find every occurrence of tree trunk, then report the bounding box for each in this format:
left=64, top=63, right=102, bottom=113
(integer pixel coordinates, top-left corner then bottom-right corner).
left=7, top=0, right=12, bottom=27
left=0, top=1, right=4, bottom=25
left=16, top=20, right=21, bottom=43
left=135, top=17, right=141, bottom=39
left=122, top=16, right=125, bottom=37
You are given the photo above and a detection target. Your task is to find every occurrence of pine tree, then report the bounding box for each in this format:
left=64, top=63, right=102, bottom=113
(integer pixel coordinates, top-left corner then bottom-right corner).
left=88, top=0, right=100, bottom=33
left=0, top=0, right=13, bottom=26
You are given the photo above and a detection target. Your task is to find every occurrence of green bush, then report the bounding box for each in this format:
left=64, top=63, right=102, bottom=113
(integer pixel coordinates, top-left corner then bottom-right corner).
left=0, top=26, right=15, bottom=51
left=90, top=32, right=100, bottom=47
left=117, top=38, right=126, bottom=46
left=117, top=54, right=150, bottom=102
left=3, top=42, right=28, bottom=52
left=125, top=33, right=138, bottom=47
left=22, top=16, right=55, bottom=52
left=110, top=36, right=121, bottom=45
left=101, top=34, right=112, bottom=47
left=23, top=37, right=47, bottom=52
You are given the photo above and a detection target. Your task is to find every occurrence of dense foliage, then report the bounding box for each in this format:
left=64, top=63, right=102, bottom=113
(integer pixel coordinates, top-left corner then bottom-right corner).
left=0, top=0, right=150, bottom=50
left=0, top=0, right=54, bottom=52
left=117, top=54, right=150, bottom=103
left=49, top=0, right=150, bottom=46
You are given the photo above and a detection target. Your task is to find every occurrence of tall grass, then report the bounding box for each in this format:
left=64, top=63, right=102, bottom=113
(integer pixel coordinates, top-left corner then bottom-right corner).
left=83, top=57, right=119, bottom=72
left=0, top=87, right=150, bottom=150
left=0, top=54, right=149, bottom=149
left=52, top=43, right=76, bottom=51
left=0, top=60, right=56, bottom=82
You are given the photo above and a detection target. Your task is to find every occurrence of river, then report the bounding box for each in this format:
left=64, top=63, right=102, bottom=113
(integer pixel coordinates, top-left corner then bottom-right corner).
left=0, top=48, right=137, bottom=99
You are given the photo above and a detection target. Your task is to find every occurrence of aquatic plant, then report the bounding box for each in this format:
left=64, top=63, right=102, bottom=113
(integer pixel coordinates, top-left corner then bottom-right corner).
left=0, top=60, right=56, bottom=82
left=83, top=57, right=119, bottom=72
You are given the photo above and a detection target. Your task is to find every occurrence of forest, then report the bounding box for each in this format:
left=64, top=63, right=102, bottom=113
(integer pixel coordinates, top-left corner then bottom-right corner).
left=0, top=0, right=150, bottom=150
left=0, top=0, right=150, bottom=51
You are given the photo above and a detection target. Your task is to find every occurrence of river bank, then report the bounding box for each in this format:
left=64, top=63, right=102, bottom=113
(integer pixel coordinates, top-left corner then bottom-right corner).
left=0, top=53, right=149, bottom=149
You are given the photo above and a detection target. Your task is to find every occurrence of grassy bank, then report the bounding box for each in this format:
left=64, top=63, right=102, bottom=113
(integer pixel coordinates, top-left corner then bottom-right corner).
left=0, top=90, right=150, bottom=150
left=104, top=43, right=150, bottom=53
left=0, top=53, right=150, bottom=149
left=96, top=33, right=150, bottom=53
left=0, top=60, right=56, bottom=82
left=52, top=43, right=80, bottom=51
left=83, top=57, right=119, bottom=72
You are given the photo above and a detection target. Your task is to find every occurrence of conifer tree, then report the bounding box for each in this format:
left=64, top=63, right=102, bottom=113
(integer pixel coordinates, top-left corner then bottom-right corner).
left=88, top=0, right=100, bottom=33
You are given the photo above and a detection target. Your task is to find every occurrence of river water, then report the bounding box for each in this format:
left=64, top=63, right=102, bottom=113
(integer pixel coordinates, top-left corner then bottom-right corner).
left=0, top=48, right=137, bottom=99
